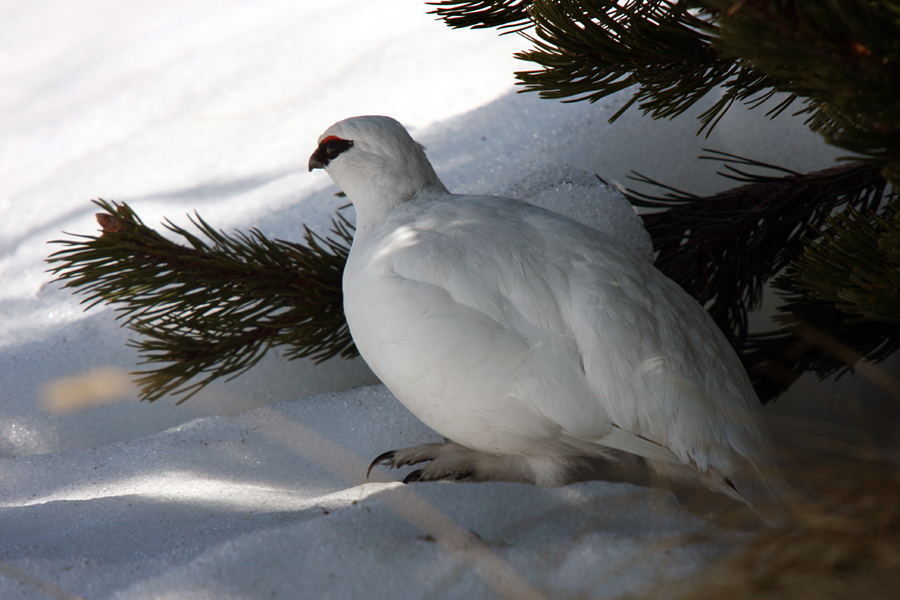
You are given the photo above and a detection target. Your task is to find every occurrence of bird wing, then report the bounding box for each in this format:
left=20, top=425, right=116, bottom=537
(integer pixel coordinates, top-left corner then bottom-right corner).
left=348, top=194, right=761, bottom=469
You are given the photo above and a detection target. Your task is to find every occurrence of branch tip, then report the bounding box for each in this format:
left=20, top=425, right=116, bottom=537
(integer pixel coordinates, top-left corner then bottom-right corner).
left=96, top=212, right=128, bottom=234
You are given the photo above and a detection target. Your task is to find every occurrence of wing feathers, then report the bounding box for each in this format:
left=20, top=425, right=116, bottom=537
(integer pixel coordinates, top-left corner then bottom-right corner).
left=595, top=426, right=682, bottom=465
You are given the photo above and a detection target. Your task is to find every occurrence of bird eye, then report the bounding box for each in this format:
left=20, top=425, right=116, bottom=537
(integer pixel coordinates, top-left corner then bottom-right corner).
left=325, top=139, right=343, bottom=158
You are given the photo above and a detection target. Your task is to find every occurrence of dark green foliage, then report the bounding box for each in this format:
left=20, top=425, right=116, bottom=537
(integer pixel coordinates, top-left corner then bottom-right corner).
left=790, top=204, right=900, bottom=325
left=430, top=0, right=900, bottom=175
left=428, top=0, right=532, bottom=30
left=48, top=200, right=354, bottom=402
left=743, top=295, right=900, bottom=403
left=516, top=0, right=790, bottom=134
left=627, top=157, right=896, bottom=402
left=627, top=155, right=889, bottom=344
left=705, top=0, right=900, bottom=181
left=430, top=0, right=799, bottom=133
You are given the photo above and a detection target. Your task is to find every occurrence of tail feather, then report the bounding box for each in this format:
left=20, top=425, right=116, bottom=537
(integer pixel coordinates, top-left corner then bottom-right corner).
left=723, top=460, right=794, bottom=528
left=647, top=453, right=795, bottom=527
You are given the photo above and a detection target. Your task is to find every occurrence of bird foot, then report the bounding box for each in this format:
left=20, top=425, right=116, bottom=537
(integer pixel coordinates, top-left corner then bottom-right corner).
left=367, top=443, right=475, bottom=483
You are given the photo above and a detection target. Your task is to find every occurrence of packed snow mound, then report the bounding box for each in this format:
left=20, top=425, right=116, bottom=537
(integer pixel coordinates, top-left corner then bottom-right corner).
left=507, top=163, right=654, bottom=263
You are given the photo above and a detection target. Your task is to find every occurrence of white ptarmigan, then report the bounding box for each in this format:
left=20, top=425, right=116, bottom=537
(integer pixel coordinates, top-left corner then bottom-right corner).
left=309, top=115, right=787, bottom=523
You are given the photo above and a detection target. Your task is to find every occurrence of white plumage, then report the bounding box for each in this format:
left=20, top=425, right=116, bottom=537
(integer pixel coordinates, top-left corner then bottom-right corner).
left=309, top=115, right=786, bottom=523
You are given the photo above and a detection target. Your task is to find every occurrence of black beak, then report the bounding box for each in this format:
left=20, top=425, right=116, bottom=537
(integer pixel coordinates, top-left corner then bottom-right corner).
left=308, top=151, right=325, bottom=172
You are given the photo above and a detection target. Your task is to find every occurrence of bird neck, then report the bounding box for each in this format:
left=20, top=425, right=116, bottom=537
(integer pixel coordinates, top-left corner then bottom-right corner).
left=343, top=168, right=449, bottom=230
left=353, top=182, right=448, bottom=230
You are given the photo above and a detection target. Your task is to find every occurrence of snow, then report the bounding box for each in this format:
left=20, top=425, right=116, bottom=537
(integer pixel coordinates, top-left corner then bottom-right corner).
left=0, top=1, right=865, bottom=599
left=2, top=386, right=739, bottom=600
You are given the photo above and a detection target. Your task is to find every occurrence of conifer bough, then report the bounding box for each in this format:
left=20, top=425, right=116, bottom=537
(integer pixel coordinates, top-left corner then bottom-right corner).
left=625, top=157, right=900, bottom=401
left=48, top=200, right=355, bottom=402
left=430, top=0, right=900, bottom=179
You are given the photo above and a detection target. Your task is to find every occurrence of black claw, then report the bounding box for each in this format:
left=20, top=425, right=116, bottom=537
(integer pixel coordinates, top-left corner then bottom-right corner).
left=367, top=450, right=397, bottom=478
left=403, top=469, right=424, bottom=484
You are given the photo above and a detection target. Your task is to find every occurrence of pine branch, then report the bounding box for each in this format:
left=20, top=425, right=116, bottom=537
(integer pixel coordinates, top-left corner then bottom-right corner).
left=744, top=298, right=900, bottom=403
left=626, top=154, right=896, bottom=403
left=429, top=0, right=532, bottom=28
left=626, top=154, right=889, bottom=346
left=427, top=0, right=533, bottom=30
left=743, top=203, right=900, bottom=400
left=704, top=0, right=900, bottom=184
left=47, top=200, right=355, bottom=402
left=517, top=0, right=767, bottom=133
left=790, top=202, right=900, bottom=324
left=433, top=0, right=900, bottom=170
left=431, top=0, right=795, bottom=134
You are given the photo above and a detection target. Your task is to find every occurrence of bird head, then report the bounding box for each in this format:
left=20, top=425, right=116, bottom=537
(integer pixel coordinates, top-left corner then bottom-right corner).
left=308, top=116, right=447, bottom=222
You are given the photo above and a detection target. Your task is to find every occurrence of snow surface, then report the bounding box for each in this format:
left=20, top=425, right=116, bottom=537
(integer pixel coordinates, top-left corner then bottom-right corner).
left=0, top=1, right=882, bottom=599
